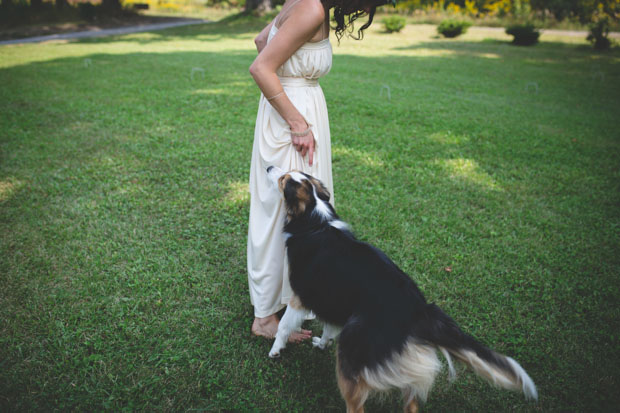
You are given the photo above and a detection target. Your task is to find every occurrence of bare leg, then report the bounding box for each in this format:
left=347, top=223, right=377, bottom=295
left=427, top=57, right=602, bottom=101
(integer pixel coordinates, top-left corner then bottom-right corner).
left=312, top=323, right=341, bottom=349
left=252, top=314, right=311, bottom=343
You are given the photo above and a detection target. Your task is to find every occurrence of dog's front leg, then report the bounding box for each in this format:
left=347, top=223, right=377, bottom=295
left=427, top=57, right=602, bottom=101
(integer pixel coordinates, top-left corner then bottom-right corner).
left=269, top=296, right=309, bottom=358
left=312, top=323, right=341, bottom=350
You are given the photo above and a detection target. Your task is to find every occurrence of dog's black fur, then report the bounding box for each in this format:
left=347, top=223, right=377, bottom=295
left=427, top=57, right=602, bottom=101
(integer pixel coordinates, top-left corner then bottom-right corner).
left=270, top=168, right=537, bottom=409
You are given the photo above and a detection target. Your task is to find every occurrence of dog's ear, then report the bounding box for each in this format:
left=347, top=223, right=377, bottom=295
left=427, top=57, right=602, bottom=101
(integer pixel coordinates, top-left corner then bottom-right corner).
left=311, top=178, right=331, bottom=202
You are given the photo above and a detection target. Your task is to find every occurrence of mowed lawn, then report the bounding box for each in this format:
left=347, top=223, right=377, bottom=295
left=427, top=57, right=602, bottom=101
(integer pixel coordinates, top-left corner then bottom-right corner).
left=1, top=14, right=619, bottom=411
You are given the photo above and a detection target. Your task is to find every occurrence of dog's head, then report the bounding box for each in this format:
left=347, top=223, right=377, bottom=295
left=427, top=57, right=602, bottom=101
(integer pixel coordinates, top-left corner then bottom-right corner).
left=267, top=166, right=332, bottom=220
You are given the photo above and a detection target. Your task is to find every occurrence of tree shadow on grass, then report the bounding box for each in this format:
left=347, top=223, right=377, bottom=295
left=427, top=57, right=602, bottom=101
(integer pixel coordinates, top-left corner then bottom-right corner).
left=70, top=11, right=275, bottom=46
left=391, top=39, right=620, bottom=64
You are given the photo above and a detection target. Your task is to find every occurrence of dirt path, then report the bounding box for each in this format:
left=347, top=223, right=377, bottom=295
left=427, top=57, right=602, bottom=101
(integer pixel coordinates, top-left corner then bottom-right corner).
left=0, top=18, right=209, bottom=46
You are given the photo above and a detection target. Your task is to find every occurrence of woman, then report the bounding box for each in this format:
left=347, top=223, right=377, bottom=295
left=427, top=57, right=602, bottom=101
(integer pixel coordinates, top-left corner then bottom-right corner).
left=247, top=0, right=390, bottom=341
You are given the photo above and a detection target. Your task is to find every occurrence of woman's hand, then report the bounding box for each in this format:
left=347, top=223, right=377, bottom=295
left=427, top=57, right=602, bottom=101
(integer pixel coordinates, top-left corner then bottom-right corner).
left=255, top=34, right=268, bottom=53
left=291, top=126, right=315, bottom=167
left=254, top=21, right=273, bottom=54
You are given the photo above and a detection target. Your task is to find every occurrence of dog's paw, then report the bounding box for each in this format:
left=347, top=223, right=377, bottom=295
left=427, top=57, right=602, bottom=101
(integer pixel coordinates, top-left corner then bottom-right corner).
left=269, top=342, right=283, bottom=358
left=312, top=337, right=329, bottom=350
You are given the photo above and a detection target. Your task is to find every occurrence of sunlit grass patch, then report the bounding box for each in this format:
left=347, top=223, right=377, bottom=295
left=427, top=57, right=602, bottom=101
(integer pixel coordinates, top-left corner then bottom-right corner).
left=427, top=131, right=470, bottom=145
left=0, top=178, right=22, bottom=202
left=438, top=158, right=502, bottom=191
left=224, top=180, right=250, bottom=207
left=333, top=145, right=385, bottom=168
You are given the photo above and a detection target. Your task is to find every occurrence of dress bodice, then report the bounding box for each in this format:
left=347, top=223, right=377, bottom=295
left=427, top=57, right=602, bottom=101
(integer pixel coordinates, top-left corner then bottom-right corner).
left=268, top=25, right=332, bottom=80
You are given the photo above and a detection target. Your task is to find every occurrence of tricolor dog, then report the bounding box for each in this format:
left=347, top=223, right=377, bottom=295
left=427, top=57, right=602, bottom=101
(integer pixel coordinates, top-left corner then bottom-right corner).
left=266, top=166, right=537, bottom=412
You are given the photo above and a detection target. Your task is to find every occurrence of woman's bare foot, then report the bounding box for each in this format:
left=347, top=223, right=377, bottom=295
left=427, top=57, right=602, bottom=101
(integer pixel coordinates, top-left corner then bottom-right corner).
left=252, top=314, right=312, bottom=343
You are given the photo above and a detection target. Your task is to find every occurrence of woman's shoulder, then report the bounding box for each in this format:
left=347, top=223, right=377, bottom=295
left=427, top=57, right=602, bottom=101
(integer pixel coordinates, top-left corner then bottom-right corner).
left=302, top=0, right=326, bottom=20
left=283, top=0, right=325, bottom=26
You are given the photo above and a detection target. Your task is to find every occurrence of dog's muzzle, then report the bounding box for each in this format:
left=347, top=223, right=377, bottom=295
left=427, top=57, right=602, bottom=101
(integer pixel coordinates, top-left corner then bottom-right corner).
left=266, top=166, right=285, bottom=187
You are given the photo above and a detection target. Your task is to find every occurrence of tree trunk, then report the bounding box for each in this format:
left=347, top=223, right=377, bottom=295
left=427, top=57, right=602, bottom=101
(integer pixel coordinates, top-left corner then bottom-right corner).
left=102, top=0, right=122, bottom=11
left=31, top=0, right=42, bottom=9
left=245, top=0, right=273, bottom=15
left=55, top=0, right=67, bottom=11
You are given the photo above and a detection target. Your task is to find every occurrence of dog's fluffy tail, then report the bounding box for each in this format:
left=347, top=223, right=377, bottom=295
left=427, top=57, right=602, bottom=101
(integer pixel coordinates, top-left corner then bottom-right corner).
left=421, top=303, right=538, bottom=401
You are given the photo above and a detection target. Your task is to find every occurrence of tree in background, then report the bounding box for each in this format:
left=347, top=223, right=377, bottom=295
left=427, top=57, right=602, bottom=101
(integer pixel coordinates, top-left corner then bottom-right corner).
left=530, top=0, right=577, bottom=20
left=101, top=0, right=122, bottom=11
left=245, top=0, right=284, bottom=14
left=245, top=0, right=274, bottom=13
left=530, top=0, right=619, bottom=22
left=576, top=0, right=620, bottom=22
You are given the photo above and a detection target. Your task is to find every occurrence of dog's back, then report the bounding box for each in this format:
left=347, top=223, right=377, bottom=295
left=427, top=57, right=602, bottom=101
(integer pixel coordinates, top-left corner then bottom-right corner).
left=287, top=224, right=427, bottom=364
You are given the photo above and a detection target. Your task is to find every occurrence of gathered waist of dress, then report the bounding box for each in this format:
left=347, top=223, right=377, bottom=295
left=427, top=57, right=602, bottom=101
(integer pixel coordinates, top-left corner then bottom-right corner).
left=279, top=77, right=319, bottom=88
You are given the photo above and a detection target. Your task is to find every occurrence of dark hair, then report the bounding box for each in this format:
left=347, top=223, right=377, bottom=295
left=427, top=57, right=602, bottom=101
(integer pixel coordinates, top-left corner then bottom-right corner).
left=329, top=1, right=379, bottom=41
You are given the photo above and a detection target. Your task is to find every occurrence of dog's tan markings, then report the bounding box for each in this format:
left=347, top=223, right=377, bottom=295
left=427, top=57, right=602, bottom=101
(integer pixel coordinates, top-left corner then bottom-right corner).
left=404, top=398, right=419, bottom=413
left=337, top=354, right=370, bottom=413
left=281, top=174, right=305, bottom=218
left=278, top=175, right=288, bottom=191
left=280, top=175, right=295, bottom=220
left=288, top=295, right=304, bottom=310
left=292, top=180, right=311, bottom=216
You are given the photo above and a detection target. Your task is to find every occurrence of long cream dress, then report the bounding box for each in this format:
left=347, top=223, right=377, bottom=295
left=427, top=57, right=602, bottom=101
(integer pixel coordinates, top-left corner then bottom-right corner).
left=247, top=24, right=334, bottom=318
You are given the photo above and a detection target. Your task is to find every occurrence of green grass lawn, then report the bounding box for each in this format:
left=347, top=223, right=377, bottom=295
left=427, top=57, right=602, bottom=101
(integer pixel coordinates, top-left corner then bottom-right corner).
left=1, top=14, right=619, bottom=412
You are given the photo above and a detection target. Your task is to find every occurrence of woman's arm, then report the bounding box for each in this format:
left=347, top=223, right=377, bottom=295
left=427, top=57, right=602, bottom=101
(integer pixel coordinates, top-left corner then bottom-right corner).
left=249, top=0, right=325, bottom=166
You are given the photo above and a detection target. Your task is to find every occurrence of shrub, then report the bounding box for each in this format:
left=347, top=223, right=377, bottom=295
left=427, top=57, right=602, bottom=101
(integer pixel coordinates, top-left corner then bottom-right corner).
left=437, top=19, right=471, bottom=38
left=587, top=17, right=612, bottom=50
left=505, top=23, right=540, bottom=46
left=383, top=16, right=406, bottom=33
